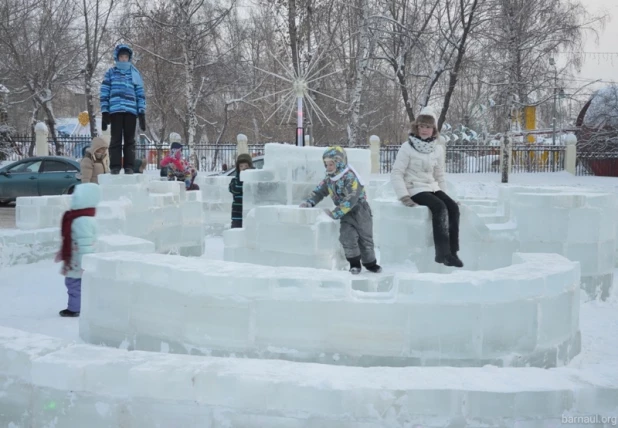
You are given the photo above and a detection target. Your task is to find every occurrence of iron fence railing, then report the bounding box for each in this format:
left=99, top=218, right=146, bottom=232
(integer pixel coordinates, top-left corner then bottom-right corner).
left=445, top=144, right=565, bottom=173
left=576, top=152, right=618, bottom=177
left=1, top=136, right=568, bottom=174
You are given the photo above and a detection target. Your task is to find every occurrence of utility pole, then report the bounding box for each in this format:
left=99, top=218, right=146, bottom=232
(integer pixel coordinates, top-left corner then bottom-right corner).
left=550, top=57, right=557, bottom=145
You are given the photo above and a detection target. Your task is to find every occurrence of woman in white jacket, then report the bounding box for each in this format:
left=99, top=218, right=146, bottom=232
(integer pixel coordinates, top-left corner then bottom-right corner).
left=390, top=107, right=463, bottom=268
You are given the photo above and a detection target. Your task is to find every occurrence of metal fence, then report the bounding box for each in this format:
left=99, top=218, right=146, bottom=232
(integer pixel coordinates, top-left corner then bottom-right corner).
left=2, top=135, right=93, bottom=161
left=576, top=152, right=618, bottom=177
left=445, top=144, right=565, bottom=173
left=2, top=135, right=568, bottom=174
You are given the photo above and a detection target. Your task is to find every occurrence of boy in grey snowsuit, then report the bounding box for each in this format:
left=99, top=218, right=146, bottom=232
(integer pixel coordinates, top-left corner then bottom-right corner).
left=300, top=146, right=381, bottom=274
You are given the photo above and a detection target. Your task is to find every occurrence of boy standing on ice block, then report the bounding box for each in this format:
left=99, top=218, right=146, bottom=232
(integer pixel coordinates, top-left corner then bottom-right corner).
left=299, top=146, right=381, bottom=275
left=229, top=153, right=254, bottom=228
left=55, top=183, right=100, bottom=317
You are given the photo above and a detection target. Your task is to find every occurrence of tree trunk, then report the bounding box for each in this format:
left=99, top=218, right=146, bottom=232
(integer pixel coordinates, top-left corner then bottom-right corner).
left=288, top=0, right=300, bottom=76
left=184, top=47, right=199, bottom=170
left=84, top=63, right=98, bottom=137
left=438, top=0, right=479, bottom=131
left=41, top=101, right=62, bottom=156
left=347, top=0, right=372, bottom=146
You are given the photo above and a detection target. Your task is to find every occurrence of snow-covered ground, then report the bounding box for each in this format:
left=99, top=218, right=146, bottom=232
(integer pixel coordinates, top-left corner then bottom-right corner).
left=2, top=171, right=618, bottom=426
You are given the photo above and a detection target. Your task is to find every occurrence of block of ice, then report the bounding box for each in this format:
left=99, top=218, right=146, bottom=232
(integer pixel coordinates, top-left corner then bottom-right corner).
left=96, top=235, right=155, bottom=254
left=79, top=251, right=580, bottom=368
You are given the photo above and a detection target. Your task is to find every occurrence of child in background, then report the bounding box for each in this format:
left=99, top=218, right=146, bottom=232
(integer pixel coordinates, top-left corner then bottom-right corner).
left=80, top=137, right=110, bottom=184
left=55, top=183, right=100, bottom=317
left=299, top=146, right=381, bottom=275
left=228, top=153, right=254, bottom=228
left=160, top=142, right=199, bottom=190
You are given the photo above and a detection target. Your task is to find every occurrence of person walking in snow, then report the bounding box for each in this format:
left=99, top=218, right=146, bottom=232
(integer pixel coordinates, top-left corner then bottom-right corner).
left=80, top=136, right=109, bottom=184
left=228, top=153, right=254, bottom=229
left=55, top=183, right=100, bottom=317
left=160, top=141, right=199, bottom=190
left=100, top=44, right=146, bottom=175
left=300, top=146, right=381, bottom=275
left=391, top=107, right=463, bottom=268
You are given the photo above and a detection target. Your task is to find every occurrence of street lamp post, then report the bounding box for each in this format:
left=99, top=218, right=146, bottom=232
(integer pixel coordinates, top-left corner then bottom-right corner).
left=550, top=57, right=557, bottom=145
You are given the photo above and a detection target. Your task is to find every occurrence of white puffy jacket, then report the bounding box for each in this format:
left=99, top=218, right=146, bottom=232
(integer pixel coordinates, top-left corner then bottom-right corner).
left=390, top=140, right=446, bottom=198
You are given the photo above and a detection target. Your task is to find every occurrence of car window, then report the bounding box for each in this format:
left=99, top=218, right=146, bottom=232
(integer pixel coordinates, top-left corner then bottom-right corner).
left=42, top=160, right=73, bottom=172
left=8, top=160, right=42, bottom=173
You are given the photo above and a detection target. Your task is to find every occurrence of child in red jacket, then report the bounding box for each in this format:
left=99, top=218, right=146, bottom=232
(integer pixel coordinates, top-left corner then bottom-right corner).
left=160, top=142, right=199, bottom=190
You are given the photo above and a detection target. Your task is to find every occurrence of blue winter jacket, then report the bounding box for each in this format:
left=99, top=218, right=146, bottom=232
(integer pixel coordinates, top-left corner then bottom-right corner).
left=100, top=44, right=146, bottom=116
left=65, top=183, right=100, bottom=278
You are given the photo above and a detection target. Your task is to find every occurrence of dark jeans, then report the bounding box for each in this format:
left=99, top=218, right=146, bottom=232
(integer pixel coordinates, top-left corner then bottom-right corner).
left=110, top=112, right=137, bottom=171
left=411, top=190, right=460, bottom=258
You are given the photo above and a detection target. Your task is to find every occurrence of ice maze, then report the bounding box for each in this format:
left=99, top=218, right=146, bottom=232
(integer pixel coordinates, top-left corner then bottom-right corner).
left=2, top=143, right=618, bottom=427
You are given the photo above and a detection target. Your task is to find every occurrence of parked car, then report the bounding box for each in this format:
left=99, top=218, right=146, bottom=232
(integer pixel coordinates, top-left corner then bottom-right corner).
left=0, top=156, right=81, bottom=205
left=207, top=156, right=265, bottom=177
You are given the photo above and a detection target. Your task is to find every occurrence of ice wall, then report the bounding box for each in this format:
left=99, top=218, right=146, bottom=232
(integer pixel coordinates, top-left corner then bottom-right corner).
left=80, top=251, right=580, bottom=368
left=241, top=143, right=370, bottom=214
left=2, top=326, right=614, bottom=427
left=500, top=186, right=617, bottom=300
left=223, top=206, right=347, bottom=270
left=195, top=175, right=233, bottom=234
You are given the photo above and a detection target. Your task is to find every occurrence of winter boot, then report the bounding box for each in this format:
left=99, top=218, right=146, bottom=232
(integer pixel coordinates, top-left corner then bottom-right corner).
left=124, top=168, right=134, bottom=175
left=363, top=260, right=383, bottom=273
left=443, top=254, right=464, bottom=268
left=348, top=256, right=362, bottom=275
left=111, top=169, right=120, bottom=175
left=59, top=309, right=80, bottom=317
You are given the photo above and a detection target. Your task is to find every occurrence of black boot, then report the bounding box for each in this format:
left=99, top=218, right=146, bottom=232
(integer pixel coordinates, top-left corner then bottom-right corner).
left=124, top=168, right=134, bottom=175
left=348, top=256, right=362, bottom=275
left=111, top=169, right=120, bottom=175
left=363, top=260, right=382, bottom=273
left=443, top=254, right=464, bottom=268
left=59, top=309, right=80, bottom=317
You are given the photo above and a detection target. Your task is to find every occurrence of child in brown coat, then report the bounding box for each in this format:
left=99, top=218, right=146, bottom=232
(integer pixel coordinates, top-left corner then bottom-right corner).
left=80, top=137, right=110, bottom=184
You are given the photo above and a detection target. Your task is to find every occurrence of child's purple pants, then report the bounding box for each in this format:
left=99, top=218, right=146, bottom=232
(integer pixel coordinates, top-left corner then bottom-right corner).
left=65, top=277, right=82, bottom=312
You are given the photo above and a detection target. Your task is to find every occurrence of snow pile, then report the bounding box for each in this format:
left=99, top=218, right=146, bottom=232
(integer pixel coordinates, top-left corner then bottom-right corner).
left=79, top=251, right=580, bottom=368
left=224, top=206, right=347, bottom=270
left=2, top=325, right=616, bottom=427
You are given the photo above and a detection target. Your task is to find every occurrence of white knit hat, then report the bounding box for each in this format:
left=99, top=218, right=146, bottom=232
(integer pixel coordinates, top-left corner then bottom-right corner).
left=418, top=106, right=438, bottom=123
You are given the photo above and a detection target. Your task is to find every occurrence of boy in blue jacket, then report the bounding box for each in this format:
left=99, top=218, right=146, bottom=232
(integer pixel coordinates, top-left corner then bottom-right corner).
left=300, top=146, right=381, bottom=275
left=55, top=183, right=101, bottom=317
left=100, top=44, right=146, bottom=175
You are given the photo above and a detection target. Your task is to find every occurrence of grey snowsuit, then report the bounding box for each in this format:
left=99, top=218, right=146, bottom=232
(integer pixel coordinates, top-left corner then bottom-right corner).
left=304, top=167, right=376, bottom=265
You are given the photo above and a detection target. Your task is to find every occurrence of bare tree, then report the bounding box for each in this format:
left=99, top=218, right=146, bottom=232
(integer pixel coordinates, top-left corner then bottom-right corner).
left=131, top=0, right=235, bottom=168
left=0, top=0, right=81, bottom=154
left=80, top=0, right=116, bottom=137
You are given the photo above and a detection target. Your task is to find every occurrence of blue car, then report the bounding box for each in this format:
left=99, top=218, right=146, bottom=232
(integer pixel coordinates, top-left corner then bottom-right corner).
left=0, top=156, right=82, bottom=204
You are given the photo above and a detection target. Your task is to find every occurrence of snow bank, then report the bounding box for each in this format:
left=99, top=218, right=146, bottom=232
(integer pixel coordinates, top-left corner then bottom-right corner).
left=1, top=326, right=616, bottom=427
left=79, top=251, right=580, bottom=368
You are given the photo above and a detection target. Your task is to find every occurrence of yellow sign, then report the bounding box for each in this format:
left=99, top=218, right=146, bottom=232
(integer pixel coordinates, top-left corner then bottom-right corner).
left=78, top=111, right=89, bottom=127
left=523, top=106, right=536, bottom=143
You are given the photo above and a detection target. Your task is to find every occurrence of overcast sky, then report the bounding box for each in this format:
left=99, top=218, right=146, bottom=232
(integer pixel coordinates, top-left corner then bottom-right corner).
left=573, top=0, right=617, bottom=90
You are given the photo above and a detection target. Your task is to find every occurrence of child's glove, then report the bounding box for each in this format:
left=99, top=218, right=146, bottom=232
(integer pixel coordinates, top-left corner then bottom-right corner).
left=299, top=202, right=311, bottom=208
left=400, top=196, right=416, bottom=207
left=323, top=209, right=335, bottom=218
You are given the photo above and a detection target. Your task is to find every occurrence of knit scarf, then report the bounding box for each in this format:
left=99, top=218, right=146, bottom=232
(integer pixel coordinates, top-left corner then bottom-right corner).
left=60, top=208, right=96, bottom=270
left=114, top=61, right=144, bottom=87
left=408, top=135, right=436, bottom=154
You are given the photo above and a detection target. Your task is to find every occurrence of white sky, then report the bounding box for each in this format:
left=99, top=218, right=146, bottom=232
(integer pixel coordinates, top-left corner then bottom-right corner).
left=572, top=0, right=617, bottom=91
